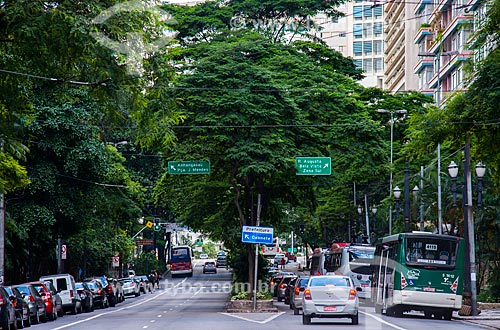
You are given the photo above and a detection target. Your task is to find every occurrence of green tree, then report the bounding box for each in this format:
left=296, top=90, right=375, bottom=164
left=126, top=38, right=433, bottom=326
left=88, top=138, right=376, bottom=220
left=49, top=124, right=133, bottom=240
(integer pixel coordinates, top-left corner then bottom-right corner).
left=154, top=30, right=389, bottom=288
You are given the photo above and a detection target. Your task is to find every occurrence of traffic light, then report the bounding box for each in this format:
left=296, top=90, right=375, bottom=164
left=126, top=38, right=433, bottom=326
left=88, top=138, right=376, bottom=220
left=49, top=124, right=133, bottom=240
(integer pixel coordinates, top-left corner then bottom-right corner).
left=154, top=218, right=161, bottom=231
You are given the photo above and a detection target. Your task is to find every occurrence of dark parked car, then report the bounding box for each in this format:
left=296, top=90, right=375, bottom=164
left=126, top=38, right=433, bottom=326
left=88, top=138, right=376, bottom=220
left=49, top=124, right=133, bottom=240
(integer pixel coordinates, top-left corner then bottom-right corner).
left=83, top=280, right=108, bottom=309
left=12, top=283, right=47, bottom=324
left=0, top=286, right=19, bottom=330
left=5, top=286, right=31, bottom=328
left=284, top=276, right=298, bottom=305
left=88, top=277, right=116, bottom=307
left=76, top=282, right=94, bottom=313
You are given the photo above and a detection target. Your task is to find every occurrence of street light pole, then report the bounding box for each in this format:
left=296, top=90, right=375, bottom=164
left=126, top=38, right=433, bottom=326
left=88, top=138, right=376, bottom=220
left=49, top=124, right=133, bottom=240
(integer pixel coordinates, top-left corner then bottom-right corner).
left=404, top=159, right=411, bottom=233
left=377, top=109, right=407, bottom=235
left=447, top=142, right=486, bottom=317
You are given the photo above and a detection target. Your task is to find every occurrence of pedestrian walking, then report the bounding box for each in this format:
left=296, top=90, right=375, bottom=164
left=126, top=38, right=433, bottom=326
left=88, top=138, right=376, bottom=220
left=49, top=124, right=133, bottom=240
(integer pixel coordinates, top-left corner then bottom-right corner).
left=154, top=270, right=160, bottom=289
left=280, top=258, right=286, bottom=270
left=148, top=272, right=155, bottom=293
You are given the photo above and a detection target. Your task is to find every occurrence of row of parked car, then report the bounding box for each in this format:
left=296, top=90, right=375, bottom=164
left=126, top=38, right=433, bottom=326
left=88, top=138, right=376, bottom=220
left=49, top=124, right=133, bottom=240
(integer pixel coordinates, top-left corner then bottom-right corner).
left=0, top=273, right=157, bottom=330
left=269, top=269, right=361, bottom=325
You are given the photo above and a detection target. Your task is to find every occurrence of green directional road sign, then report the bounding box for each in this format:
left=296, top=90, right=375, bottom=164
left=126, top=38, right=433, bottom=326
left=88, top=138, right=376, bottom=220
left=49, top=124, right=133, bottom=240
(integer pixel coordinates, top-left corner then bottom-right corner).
left=168, top=160, right=210, bottom=174
left=296, top=157, right=332, bottom=175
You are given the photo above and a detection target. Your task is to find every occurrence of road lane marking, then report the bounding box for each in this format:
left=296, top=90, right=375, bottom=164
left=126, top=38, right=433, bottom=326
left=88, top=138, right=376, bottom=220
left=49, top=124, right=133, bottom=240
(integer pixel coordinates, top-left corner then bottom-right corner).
left=220, top=312, right=285, bottom=324
left=51, top=289, right=171, bottom=329
left=359, top=311, right=408, bottom=330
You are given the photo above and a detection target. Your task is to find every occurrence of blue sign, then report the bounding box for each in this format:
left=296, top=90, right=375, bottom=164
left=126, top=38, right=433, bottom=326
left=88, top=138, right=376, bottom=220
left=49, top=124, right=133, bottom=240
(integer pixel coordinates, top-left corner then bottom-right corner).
left=241, top=226, right=274, bottom=244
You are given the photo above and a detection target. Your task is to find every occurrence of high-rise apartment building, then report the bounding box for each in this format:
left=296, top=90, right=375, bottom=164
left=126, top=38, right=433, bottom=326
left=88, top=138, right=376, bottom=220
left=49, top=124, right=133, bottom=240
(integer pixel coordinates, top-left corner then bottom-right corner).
left=413, top=0, right=473, bottom=106
left=310, top=2, right=386, bottom=88
left=348, top=1, right=386, bottom=88
left=384, top=0, right=419, bottom=92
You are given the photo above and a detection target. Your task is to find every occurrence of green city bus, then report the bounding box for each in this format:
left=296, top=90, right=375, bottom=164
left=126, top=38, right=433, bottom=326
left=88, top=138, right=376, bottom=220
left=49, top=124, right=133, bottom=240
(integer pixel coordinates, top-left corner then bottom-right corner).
left=372, top=232, right=464, bottom=320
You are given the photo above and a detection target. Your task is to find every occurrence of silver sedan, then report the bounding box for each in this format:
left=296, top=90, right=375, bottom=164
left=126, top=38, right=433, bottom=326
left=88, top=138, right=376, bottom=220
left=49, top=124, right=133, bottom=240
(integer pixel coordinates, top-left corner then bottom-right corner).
left=302, top=275, right=360, bottom=325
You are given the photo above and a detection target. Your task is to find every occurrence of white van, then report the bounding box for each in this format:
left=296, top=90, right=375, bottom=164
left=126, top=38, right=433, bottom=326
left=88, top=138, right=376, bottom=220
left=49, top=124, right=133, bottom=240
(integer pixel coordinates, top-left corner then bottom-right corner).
left=39, top=274, right=81, bottom=314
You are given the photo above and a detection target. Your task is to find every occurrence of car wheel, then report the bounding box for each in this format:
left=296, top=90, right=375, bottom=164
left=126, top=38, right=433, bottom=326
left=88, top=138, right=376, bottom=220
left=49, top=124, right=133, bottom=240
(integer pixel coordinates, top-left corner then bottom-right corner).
left=6, top=314, right=15, bottom=329
left=23, top=314, right=30, bottom=328
left=351, top=313, right=359, bottom=325
left=31, top=310, right=40, bottom=325
left=109, top=297, right=116, bottom=307
left=293, top=307, right=299, bottom=315
left=57, top=307, right=64, bottom=317
left=9, top=317, right=17, bottom=330
left=277, top=296, right=283, bottom=302
left=443, top=310, right=453, bottom=321
left=302, top=314, right=311, bottom=325
left=40, top=311, right=48, bottom=323
left=48, top=310, right=55, bottom=321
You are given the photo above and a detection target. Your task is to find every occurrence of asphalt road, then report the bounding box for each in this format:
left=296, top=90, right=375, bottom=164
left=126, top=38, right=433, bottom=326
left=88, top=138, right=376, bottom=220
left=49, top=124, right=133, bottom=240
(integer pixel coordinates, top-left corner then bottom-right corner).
left=29, top=260, right=488, bottom=330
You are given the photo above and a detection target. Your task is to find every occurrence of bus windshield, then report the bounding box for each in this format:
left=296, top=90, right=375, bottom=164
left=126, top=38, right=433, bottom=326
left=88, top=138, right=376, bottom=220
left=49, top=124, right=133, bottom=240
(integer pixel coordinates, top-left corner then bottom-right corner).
left=171, top=247, right=191, bottom=262
left=405, top=236, right=459, bottom=268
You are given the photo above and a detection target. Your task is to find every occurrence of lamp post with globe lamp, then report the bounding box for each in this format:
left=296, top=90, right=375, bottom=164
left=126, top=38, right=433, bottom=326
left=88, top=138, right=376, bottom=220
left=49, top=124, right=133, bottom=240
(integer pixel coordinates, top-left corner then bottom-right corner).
left=447, top=153, right=486, bottom=317
left=377, top=109, right=407, bottom=235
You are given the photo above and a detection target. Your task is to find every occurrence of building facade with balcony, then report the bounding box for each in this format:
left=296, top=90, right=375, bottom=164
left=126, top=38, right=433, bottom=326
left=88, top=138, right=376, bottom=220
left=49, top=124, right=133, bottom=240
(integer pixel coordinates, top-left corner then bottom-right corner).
left=413, top=0, right=474, bottom=106
left=384, top=0, right=420, bottom=92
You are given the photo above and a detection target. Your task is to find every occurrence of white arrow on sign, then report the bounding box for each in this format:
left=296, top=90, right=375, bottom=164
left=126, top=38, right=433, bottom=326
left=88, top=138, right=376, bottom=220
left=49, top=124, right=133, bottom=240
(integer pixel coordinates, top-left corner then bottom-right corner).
left=244, top=234, right=250, bottom=239
left=323, top=164, right=329, bottom=168
left=170, top=165, right=177, bottom=171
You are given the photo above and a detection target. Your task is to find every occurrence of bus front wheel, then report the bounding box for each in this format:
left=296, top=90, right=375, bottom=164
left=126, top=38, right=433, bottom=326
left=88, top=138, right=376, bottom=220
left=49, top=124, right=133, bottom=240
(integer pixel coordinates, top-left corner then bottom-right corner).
left=443, top=310, right=453, bottom=320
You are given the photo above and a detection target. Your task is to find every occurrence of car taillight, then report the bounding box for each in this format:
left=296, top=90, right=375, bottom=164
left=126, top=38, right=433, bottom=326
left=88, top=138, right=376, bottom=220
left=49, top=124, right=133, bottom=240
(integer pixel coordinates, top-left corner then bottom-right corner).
left=304, top=289, right=311, bottom=300
left=70, top=290, right=74, bottom=298
left=349, top=289, right=357, bottom=300
left=280, top=283, right=285, bottom=289
left=295, top=287, right=300, bottom=295
left=270, top=280, right=275, bottom=286
left=107, top=285, right=113, bottom=294
left=29, top=295, right=35, bottom=303
left=12, top=300, right=17, bottom=308
left=0, top=295, right=5, bottom=306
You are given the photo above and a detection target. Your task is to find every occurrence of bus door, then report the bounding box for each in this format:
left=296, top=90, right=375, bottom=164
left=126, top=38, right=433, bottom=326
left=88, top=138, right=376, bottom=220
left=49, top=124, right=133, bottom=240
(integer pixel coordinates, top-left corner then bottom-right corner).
left=375, top=245, right=395, bottom=311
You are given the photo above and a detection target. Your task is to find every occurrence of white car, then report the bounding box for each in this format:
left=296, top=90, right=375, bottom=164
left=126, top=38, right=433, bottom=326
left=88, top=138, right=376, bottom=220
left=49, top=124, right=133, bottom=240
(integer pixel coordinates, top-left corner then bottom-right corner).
left=200, top=253, right=209, bottom=259
left=118, top=278, right=140, bottom=297
left=302, top=275, right=360, bottom=325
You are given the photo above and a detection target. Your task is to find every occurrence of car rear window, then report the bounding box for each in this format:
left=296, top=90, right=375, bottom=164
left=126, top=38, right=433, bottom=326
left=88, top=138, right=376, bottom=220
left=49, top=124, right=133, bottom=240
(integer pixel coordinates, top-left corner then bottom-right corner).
left=56, top=278, right=68, bottom=291
left=309, top=277, right=350, bottom=287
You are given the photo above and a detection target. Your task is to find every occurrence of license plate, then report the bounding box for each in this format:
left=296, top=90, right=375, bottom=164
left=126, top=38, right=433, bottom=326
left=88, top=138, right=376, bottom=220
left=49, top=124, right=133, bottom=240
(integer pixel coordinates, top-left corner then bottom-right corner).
left=324, top=306, right=337, bottom=312
left=361, top=283, right=369, bottom=287
left=423, top=287, right=436, bottom=292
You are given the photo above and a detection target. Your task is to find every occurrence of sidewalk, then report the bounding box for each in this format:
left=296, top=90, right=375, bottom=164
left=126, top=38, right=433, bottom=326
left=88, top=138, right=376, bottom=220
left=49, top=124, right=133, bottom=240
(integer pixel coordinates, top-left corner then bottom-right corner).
left=454, top=305, right=500, bottom=329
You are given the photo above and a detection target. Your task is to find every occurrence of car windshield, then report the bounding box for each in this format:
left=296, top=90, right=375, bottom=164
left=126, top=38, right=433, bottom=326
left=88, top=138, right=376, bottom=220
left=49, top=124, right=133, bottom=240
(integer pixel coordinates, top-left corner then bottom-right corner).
left=309, top=277, right=350, bottom=287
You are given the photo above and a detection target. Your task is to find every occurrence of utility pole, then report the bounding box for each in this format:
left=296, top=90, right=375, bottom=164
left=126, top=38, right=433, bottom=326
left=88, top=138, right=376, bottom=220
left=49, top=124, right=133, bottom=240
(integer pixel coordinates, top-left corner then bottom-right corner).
left=1, top=140, right=5, bottom=286
left=465, top=140, right=478, bottom=316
